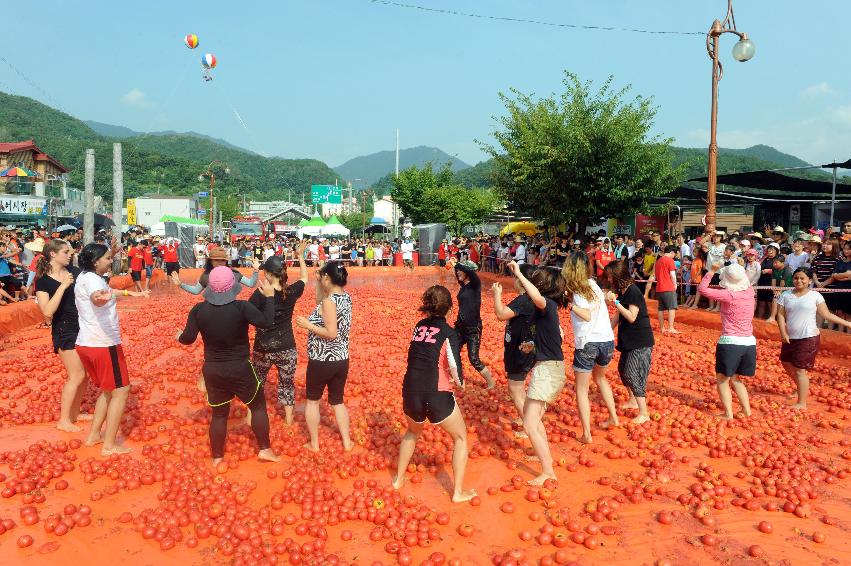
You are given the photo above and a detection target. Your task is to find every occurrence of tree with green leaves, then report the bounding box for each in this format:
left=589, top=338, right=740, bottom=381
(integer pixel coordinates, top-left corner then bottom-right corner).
left=390, top=163, right=454, bottom=225
left=480, top=72, right=684, bottom=232
left=422, top=185, right=500, bottom=236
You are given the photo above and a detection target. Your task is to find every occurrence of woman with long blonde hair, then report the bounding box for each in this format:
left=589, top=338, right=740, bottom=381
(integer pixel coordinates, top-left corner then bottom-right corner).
left=562, top=252, right=619, bottom=443
left=34, top=239, right=90, bottom=432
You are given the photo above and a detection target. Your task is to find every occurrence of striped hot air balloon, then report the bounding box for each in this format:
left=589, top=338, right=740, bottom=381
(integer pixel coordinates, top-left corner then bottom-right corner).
left=201, top=53, right=217, bottom=69
left=184, top=34, right=199, bottom=49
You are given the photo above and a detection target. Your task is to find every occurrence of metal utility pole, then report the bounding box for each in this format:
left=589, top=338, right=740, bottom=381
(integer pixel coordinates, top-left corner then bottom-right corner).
left=112, top=143, right=123, bottom=228
left=348, top=181, right=353, bottom=214
left=83, top=149, right=95, bottom=244
left=830, top=165, right=837, bottom=228
left=395, top=129, right=400, bottom=176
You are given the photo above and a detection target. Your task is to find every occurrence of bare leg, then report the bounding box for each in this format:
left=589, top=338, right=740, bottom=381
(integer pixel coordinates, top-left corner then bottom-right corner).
left=508, top=379, right=527, bottom=421
left=393, top=417, right=422, bottom=490
left=574, top=370, right=593, bottom=443
left=730, top=377, right=752, bottom=416
left=782, top=362, right=808, bottom=409
left=439, top=407, right=476, bottom=502
left=85, top=392, right=109, bottom=445
left=101, top=386, right=131, bottom=455
left=667, top=309, right=679, bottom=333
left=479, top=366, right=495, bottom=389
left=715, top=374, right=734, bottom=419
left=283, top=405, right=294, bottom=425
left=594, top=366, right=619, bottom=429
left=633, top=396, right=650, bottom=424
left=658, top=310, right=666, bottom=333
left=56, top=349, right=87, bottom=432
left=523, top=399, right=555, bottom=485
left=304, top=400, right=321, bottom=452
left=332, top=403, right=353, bottom=451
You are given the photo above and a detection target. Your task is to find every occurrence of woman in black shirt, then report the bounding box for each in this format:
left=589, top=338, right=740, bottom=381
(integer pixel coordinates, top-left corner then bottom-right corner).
left=392, top=285, right=476, bottom=502
left=454, top=260, right=494, bottom=388
left=35, top=239, right=89, bottom=432
left=178, top=266, right=279, bottom=466
left=756, top=244, right=779, bottom=319
left=603, top=260, right=655, bottom=424
left=249, top=241, right=308, bottom=425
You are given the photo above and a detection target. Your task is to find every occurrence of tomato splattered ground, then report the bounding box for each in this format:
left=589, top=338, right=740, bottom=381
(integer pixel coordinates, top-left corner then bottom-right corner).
left=1, top=267, right=850, bottom=566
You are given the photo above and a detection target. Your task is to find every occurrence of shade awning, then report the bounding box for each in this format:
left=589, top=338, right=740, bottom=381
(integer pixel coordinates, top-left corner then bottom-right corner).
left=687, top=170, right=851, bottom=195
left=0, top=165, right=40, bottom=177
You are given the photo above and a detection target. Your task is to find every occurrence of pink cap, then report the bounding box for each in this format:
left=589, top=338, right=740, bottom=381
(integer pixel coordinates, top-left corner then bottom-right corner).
left=208, top=266, right=235, bottom=293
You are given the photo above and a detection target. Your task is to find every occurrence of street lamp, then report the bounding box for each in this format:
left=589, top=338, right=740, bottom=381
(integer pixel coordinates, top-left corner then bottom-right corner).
left=199, top=161, right=229, bottom=239
left=704, top=0, right=754, bottom=234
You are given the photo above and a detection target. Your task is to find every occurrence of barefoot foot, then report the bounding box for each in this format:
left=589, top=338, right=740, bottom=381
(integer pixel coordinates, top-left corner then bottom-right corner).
left=620, top=400, right=639, bottom=410
left=714, top=412, right=733, bottom=421
left=452, top=489, right=477, bottom=503
left=391, top=475, right=405, bottom=490
left=211, top=458, right=223, bottom=468
left=789, top=402, right=807, bottom=410
left=578, top=434, right=592, bottom=444
left=303, top=442, right=320, bottom=453
left=56, top=420, right=81, bottom=433
left=527, top=474, right=556, bottom=486
left=599, top=418, right=620, bottom=430
left=84, top=435, right=104, bottom=447
left=632, top=414, right=650, bottom=425
left=258, top=449, right=280, bottom=462
left=101, top=445, right=132, bottom=456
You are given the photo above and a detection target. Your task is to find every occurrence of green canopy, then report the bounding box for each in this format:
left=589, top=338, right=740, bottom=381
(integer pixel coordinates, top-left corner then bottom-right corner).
left=297, top=218, right=308, bottom=227
left=160, top=215, right=207, bottom=225
left=303, top=213, right=327, bottom=227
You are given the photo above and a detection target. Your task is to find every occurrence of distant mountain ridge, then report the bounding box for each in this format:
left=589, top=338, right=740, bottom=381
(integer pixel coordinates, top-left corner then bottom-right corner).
left=85, top=120, right=259, bottom=155
left=335, top=146, right=471, bottom=185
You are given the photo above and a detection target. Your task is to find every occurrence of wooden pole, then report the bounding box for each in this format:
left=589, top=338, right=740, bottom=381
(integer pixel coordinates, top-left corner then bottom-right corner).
left=83, top=149, right=95, bottom=244
left=112, top=143, right=123, bottom=273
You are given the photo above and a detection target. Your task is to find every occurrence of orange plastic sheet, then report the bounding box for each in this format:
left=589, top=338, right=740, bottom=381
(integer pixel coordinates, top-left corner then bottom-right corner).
left=1, top=266, right=850, bottom=565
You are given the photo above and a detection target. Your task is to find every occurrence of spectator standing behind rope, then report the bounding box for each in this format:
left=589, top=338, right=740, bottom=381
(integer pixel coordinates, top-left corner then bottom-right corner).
left=75, top=243, right=149, bottom=456
left=177, top=266, right=280, bottom=467
left=296, top=262, right=354, bottom=452
left=777, top=268, right=851, bottom=410
left=603, top=260, right=655, bottom=425
left=34, top=239, right=90, bottom=432
left=248, top=241, right=309, bottom=426
left=698, top=263, right=754, bottom=420
left=453, top=260, right=495, bottom=389
left=392, top=285, right=477, bottom=503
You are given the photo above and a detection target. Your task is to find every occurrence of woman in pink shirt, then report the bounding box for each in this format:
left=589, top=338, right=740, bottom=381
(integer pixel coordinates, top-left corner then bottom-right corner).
left=699, top=262, right=754, bottom=420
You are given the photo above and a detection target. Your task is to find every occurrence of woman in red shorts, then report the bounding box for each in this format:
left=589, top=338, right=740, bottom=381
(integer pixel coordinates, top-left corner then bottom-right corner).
left=392, top=285, right=476, bottom=503
left=74, top=243, right=149, bottom=455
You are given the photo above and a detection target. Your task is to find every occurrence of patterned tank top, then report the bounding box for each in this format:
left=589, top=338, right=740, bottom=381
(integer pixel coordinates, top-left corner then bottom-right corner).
left=307, top=293, right=352, bottom=361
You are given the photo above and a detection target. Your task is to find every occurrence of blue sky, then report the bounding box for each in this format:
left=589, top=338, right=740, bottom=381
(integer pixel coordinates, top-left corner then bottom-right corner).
left=2, top=0, right=850, bottom=169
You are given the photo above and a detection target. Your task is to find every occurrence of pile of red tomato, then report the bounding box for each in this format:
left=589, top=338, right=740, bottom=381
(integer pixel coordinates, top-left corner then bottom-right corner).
left=0, top=268, right=850, bottom=565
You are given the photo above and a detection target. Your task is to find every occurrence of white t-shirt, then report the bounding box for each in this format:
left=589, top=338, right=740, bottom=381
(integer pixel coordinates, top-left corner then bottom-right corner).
left=263, top=248, right=275, bottom=261
left=75, top=272, right=121, bottom=347
left=308, top=243, right=319, bottom=260
left=193, top=243, right=206, bottom=260
left=401, top=242, right=414, bottom=260
left=777, top=290, right=824, bottom=339
left=374, top=246, right=384, bottom=260
left=570, top=279, right=615, bottom=349
left=329, top=245, right=340, bottom=260
left=784, top=252, right=810, bottom=271
left=679, top=243, right=691, bottom=259
left=514, top=244, right=526, bottom=264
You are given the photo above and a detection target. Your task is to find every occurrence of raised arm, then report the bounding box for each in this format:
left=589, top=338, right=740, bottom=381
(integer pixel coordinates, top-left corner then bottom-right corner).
left=491, top=282, right=517, bottom=321
left=177, top=305, right=201, bottom=345
left=507, top=261, right=545, bottom=310
left=296, top=240, right=309, bottom=284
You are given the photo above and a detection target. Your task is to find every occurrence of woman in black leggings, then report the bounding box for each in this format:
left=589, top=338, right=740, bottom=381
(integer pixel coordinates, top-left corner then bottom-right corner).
left=177, top=266, right=279, bottom=466
left=454, top=260, right=494, bottom=388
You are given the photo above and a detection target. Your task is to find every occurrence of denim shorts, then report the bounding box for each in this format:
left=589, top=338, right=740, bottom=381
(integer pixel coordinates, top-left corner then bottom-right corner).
left=572, top=340, right=615, bottom=372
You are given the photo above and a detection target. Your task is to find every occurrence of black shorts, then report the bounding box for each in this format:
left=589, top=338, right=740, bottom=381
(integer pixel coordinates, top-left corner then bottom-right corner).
left=715, top=343, right=756, bottom=377
left=402, top=390, right=456, bottom=424
left=756, top=288, right=774, bottom=302
left=657, top=291, right=678, bottom=311
left=52, top=332, right=77, bottom=354
left=165, top=262, right=180, bottom=275
left=131, top=270, right=142, bottom=282
left=689, top=283, right=698, bottom=296
left=202, top=360, right=261, bottom=407
left=0, top=275, right=20, bottom=292
left=506, top=370, right=531, bottom=382
left=710, top=273, right=721, bottom=286
left=306, top=359, right=349, bottom=405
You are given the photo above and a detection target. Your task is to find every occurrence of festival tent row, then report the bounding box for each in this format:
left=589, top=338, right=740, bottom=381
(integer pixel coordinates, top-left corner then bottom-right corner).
left=296, top=214, right=351, bottom=238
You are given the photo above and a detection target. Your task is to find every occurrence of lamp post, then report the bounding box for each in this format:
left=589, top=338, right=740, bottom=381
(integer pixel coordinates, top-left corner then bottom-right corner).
left=705, top=0, right=755, bottom=234
left=199, top=161, right=229, bottom=239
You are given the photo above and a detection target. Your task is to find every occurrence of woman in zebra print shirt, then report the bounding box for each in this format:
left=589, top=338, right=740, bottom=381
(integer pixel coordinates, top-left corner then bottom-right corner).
left=296, top=261, right=353, bottom=452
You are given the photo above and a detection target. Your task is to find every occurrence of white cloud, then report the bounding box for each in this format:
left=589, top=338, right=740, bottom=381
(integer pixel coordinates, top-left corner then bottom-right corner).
left=801, top=82, right=838, bottom=98
left=835, top=105, right=851, bottom=127
left=120, top=88, right=153, bottom=110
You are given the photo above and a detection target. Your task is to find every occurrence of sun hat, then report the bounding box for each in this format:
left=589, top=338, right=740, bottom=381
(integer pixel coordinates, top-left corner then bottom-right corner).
left=768, top=242, right=781, bottom=250
left=748, top=232, right=764, bottom=240
left=741, top=239, right=751, bottom=246
left=719, top=263, right=750, bottom=292
left=714, top=230, right=725, bottom=236
left=745, top=248, right=758, bottom=256
left=208, top=247, right=228, bottom=261
left=24, top=237, right=45, bottom=252
left=773, top=226, right=785, bottom=233
left=203, top=266, right=239, bottom=305
left=455, top=260, right=478, bottom=272
left=573, top=240, right=581, bottom=245
left=261, top=255, right=285, bottom=273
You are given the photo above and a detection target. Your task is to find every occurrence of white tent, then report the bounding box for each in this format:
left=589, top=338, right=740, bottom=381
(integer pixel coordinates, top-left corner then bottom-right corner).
left=149, top=222, right=166, bottom=236
left=320, top=215, right=350, bottom=237
left=296, top=213, right=327, bottom=239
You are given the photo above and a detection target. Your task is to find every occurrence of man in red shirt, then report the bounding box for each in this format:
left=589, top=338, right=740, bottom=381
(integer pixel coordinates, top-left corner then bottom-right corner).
left=654, top=244, right=679, bottom=334
left=480, top=240, right=491, bottom=272
left=594, top=237, right=615, bottom=278
left=162, top=239, right=180, bottom=276
left=142, top=240, right=155, bottom=291
left=127, top=240, right=145, bottom=292
left=437, top=239, right=448, bottom=267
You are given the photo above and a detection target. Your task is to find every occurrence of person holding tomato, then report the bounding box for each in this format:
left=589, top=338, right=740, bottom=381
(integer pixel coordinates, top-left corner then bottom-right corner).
left=392, top=284, right=476, bottom=503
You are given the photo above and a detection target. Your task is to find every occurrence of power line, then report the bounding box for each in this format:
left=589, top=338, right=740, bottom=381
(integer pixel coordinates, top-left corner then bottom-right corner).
left=0, top=55, right=65, bottom=111
left=367, top=0, right=703, bottom=36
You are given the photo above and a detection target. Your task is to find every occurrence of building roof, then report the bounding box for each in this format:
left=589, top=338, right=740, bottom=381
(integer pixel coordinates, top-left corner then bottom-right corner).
left=0, top=139, right=69, bottom=173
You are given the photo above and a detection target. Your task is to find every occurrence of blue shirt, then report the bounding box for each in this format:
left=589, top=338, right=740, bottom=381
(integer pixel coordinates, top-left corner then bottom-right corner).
left=0, top=258, right=10, bottom=276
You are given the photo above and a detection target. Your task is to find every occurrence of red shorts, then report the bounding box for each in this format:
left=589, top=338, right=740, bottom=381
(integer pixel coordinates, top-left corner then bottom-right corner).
left=76, top=345, right=130, bottom=391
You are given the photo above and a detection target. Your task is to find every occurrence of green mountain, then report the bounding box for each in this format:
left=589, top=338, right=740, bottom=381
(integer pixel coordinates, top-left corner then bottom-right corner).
left=84, top=120, right=259, bottom=155
left=335, top=146, right=471, bottom=185
left=0, top=91, right=339, bottom=203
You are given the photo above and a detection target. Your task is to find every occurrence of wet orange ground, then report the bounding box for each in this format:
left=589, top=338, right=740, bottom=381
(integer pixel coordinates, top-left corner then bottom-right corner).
left=1, top=267, right=850, bottom=565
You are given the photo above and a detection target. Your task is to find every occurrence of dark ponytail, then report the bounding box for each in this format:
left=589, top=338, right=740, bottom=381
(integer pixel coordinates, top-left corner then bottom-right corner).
left=79, top=243, right=110, bottom=273
left=319, top=261, right=348, bottom=287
